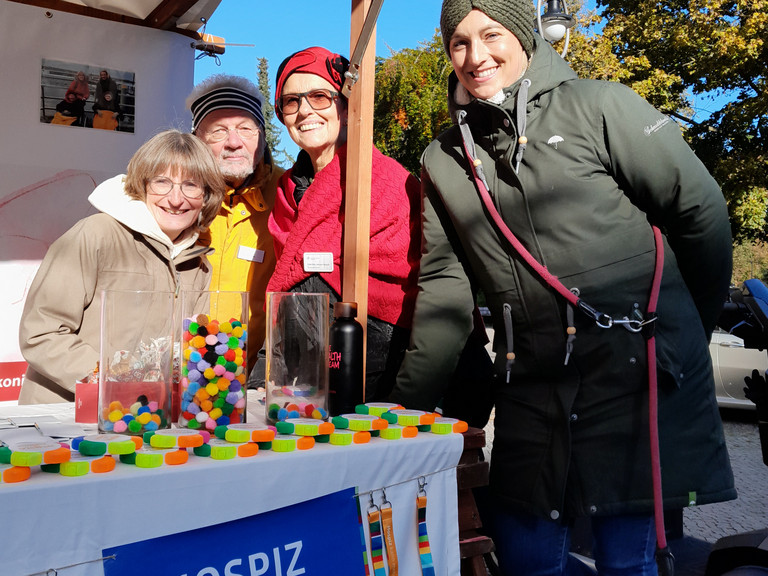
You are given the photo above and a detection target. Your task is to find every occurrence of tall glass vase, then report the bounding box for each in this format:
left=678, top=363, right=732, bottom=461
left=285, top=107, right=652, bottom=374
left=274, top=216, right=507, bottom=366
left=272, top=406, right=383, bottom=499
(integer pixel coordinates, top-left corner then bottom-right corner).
left=98, top=290, right=175, bottom=435
left=265, top=292, right=329, bottom=424
left=178, top=290, right=249, bottom=432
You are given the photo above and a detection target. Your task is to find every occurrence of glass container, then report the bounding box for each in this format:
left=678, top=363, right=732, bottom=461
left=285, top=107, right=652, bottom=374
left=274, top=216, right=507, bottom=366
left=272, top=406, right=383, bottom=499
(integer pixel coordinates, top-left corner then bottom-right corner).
left=98, top=290, right=174, bottom=435
left=178, top=290, right=249, bottom=432
left=265, top=292, right=329, bottom=424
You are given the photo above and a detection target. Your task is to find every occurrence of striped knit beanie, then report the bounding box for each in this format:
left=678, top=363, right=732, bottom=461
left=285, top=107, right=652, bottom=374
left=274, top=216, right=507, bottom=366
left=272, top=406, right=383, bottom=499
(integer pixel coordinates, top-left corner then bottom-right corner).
left=189, top=81, right=265, bottom=132
left=440, top=0, right=536, bottom=57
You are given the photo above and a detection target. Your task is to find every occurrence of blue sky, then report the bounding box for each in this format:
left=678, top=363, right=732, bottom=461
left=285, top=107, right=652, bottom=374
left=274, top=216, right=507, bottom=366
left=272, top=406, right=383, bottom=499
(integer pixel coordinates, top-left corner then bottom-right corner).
left=193, top=0, right=448, bottom=159
left=195, top=1, right=720, bottom=160
left=194, top=0, right=447, bottom=85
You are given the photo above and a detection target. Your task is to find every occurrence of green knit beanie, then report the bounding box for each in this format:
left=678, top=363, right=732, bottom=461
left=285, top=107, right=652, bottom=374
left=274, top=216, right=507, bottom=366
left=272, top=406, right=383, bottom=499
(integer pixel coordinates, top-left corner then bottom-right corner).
left=440, top=0, right=536, bottom=57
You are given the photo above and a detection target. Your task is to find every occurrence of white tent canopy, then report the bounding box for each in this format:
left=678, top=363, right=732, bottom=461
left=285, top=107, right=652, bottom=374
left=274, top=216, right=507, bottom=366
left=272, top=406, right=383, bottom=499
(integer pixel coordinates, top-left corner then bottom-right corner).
left=9, top=0, right=222, bottom=34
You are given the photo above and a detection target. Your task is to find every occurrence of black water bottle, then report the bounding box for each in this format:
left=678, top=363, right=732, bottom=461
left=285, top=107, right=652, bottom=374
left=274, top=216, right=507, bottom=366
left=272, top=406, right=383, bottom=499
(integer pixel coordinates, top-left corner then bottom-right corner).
left=329, top=301, right=364, bottom=416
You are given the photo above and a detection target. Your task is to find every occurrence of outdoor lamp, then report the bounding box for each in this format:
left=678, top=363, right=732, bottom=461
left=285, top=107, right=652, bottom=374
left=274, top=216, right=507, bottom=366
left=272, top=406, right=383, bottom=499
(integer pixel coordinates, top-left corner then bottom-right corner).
left=537, top=0, right=576, bottom=57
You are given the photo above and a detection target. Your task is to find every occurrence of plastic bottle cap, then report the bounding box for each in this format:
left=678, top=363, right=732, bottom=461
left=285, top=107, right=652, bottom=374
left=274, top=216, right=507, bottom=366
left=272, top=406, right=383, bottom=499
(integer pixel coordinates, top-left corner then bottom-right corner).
left=333, top=301, right=358, bottom=318
left=1, top=465, right=31, bottom=483
left=166, top=449, right=189, bottom=465
left=237, top=443, right=259, bottom=458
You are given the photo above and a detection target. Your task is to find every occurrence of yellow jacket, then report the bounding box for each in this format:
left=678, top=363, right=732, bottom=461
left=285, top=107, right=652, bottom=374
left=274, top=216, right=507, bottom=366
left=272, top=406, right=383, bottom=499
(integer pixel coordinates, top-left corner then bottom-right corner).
left=200, top=164, right=284, bottom=366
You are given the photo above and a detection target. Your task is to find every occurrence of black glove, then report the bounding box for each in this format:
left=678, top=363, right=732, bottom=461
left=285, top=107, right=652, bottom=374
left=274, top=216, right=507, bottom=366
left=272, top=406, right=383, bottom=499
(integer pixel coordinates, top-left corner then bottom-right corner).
left=744, top=369, right=768, bottom=418
left=744, top=368, right=768, bottom=466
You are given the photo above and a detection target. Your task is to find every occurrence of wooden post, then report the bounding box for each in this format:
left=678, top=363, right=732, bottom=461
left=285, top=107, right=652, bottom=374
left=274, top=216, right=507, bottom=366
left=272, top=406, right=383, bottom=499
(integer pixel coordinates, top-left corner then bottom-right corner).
left=344, top=0, right=376, bottom=394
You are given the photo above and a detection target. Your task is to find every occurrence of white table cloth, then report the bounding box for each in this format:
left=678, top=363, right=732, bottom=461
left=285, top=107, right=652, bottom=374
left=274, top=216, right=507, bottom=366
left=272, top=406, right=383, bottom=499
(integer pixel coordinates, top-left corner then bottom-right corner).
left=0, top=400, right=463, bottom=576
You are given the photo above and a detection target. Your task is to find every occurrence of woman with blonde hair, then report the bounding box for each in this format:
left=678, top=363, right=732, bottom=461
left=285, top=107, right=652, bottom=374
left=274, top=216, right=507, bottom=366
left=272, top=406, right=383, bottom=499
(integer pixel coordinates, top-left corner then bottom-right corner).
left=19, top=130, right=225, bottom=403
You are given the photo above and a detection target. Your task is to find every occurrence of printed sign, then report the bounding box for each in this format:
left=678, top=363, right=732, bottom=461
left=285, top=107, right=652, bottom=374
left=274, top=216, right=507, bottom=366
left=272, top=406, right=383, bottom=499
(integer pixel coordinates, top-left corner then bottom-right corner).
left=103, top=487, right=365, bottom=576
left=303, top=252, right=334, bottom=273
left=0, top=362, right=25, bottom=403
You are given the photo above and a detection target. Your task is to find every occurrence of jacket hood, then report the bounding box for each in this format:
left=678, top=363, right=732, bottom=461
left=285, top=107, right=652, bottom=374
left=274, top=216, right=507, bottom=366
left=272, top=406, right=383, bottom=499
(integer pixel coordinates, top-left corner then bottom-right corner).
left=447, top=33, right=578, bottom=123
left=445, top=34, right=578, bottom=173
left=88, top=174, right=200, bottom=257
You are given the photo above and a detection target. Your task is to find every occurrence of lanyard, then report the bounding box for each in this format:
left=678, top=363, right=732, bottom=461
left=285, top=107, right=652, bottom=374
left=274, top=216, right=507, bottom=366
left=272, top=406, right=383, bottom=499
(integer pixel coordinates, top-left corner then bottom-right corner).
left=367, top=500, right=387, bottom=576
left=367, top=490, right=399, bottom=576
left=380, top=491, right=399, bottom=576
left=417, top=478, right=436, bottom=576
left=359, top=493, right=371, bottom=576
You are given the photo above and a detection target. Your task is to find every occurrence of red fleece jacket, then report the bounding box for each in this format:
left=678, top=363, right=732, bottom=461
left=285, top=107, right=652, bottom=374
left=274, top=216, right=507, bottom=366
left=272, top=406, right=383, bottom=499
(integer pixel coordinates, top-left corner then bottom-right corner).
left=267, top=145, right=421, bottom=328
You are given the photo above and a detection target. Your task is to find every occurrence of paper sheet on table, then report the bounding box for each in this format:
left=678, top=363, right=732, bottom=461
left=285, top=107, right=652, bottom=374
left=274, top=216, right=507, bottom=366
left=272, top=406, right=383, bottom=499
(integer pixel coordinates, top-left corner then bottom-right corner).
left=0, top=427, right=45, bottom=444
left=9, top=415, right=58, bottom=427
left=35, top=421, right=89, bottom=438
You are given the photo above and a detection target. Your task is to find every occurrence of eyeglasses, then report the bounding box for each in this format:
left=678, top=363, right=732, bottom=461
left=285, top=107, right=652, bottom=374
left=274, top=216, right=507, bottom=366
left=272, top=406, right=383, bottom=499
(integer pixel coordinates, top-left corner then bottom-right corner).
left=147, top=177, right=204, bottom=199
left=203, top=126, right=260, bottom=143
left=277, top=89, right=340, bottom=115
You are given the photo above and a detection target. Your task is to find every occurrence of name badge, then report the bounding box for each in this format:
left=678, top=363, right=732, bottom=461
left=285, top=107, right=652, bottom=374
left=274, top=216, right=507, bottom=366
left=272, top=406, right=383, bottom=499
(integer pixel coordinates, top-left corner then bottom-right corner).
left=237, top=245, right=265, bottom=263
left=303, top=252, right=334, bottom=273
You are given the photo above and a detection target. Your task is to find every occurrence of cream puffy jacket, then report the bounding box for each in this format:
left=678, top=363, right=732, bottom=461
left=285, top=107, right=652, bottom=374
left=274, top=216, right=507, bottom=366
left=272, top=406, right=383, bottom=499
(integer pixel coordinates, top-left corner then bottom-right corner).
left=18, top=175, right=212, bottom=404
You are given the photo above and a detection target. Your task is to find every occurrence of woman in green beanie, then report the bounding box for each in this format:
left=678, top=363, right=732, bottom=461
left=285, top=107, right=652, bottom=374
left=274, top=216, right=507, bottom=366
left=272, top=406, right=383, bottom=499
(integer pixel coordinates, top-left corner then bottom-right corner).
left=390, top=0, right=735, bottom=574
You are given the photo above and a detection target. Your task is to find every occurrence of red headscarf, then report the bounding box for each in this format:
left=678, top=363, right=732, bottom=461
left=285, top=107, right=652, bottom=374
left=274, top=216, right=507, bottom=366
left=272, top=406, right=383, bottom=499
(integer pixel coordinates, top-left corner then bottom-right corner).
left=274, top=46, right=349, bottom=123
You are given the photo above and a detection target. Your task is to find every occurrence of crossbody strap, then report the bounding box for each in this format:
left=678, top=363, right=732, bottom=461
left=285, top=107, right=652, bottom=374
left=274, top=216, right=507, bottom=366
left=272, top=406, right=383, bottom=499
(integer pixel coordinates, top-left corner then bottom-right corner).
left=456, top=110, right=672, bottom=569
left=456, top=111, right=661, bottom=331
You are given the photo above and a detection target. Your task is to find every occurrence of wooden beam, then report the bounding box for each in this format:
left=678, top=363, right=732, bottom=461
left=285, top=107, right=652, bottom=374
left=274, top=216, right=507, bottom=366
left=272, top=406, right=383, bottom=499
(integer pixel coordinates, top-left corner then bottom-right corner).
left=6, top=0, right=201, bottom=39
left=144, top=0, right=200, bottom=31
left=344, top=0, right=376, bottom=391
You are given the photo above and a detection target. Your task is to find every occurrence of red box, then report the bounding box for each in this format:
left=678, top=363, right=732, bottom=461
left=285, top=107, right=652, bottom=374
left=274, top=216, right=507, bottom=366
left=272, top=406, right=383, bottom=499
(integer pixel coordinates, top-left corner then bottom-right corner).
left=75, top=382, right=98, bottom=423
left=0, top=361, right=26, bottom=403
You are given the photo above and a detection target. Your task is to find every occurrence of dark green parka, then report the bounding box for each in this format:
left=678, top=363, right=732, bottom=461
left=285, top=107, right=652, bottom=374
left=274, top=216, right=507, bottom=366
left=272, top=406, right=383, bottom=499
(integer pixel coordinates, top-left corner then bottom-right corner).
left=392, top=36, right=736, bottom=520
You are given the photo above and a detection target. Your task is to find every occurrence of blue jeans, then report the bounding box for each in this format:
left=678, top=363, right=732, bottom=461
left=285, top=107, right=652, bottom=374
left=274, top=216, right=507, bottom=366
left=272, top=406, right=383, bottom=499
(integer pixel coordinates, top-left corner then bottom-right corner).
left=492, top=510, right=658, bottom=576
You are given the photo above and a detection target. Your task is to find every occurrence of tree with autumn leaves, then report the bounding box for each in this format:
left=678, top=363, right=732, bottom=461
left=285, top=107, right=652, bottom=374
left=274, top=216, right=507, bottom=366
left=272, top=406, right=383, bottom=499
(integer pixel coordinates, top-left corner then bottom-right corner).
left=588, top=0, right=767, bottom=245
left=374, top=33, right=453, bottom=175
left=373, top=1, right=767, bottom=277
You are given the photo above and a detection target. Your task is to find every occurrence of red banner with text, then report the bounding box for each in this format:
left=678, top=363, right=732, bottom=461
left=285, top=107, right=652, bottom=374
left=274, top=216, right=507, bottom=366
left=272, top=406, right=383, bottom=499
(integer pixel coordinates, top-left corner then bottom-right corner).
left=0, top=361, right=25, bottom=402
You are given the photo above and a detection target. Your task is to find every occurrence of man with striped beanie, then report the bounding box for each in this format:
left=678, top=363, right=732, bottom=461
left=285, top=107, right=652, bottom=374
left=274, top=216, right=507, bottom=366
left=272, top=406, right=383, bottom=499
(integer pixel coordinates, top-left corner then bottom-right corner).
left=187, top=75, right=284, bottom=360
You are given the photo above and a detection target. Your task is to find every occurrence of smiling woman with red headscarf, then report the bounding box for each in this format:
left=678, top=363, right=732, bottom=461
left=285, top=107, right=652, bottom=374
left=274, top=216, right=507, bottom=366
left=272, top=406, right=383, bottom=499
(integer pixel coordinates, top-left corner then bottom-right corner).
left=267, top=46, right=420, bottom=401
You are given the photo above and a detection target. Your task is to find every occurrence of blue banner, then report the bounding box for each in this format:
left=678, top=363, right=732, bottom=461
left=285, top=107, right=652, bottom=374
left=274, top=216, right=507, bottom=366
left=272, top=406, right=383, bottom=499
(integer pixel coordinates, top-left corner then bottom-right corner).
left=103, top=487, right=364, bottom=576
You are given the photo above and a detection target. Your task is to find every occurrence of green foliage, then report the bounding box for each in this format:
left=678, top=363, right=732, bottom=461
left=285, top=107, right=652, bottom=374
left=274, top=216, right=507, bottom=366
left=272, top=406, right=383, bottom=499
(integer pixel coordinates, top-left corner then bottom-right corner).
left=257, top=57, right=294, bottom=168
left=371, top=0, right=767, bottom=242
left=591, top=0, right=768, bottom=241
left=373, top=32, right=453, bottom=175
left=732, top=242, right=768, bottom=284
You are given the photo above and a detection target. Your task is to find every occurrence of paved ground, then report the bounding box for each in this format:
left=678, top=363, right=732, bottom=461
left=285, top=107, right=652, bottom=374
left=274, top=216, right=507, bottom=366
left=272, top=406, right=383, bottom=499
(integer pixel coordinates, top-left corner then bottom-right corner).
left=481, top=402, right=767, bottom=575
left=674, top=411, right=768, bottom=575
left=683, top=414, right=768, bottom=543
left=481, top=328, right=767, bottom=574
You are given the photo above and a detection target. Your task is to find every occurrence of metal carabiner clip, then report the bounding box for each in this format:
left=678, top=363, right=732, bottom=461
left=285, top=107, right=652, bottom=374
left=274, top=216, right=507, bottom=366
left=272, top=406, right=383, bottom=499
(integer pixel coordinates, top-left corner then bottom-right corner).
left=611, top=317, right=645, bottom=333
left=380, top=488, right=392, bottom=511
left=367, top=491, right=379, bottom=515
left=595, top=315, right=614, bottom=329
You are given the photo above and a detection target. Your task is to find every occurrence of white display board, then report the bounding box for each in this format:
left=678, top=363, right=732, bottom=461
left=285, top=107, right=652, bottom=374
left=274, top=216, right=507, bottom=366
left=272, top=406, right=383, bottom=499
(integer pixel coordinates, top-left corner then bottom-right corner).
left=0, top=2, right=198, bottom=400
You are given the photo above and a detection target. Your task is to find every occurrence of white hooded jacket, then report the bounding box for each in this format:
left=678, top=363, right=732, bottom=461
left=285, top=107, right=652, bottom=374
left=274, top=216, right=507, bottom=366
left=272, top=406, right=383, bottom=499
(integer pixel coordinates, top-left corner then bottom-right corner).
left=18, top=175, right=212, bottom=404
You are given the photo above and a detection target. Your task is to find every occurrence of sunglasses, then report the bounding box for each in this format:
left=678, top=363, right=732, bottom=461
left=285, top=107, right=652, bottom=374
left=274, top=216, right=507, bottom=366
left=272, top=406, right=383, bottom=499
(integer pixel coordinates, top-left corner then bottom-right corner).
left=277, top=89, right=340, bottom=115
